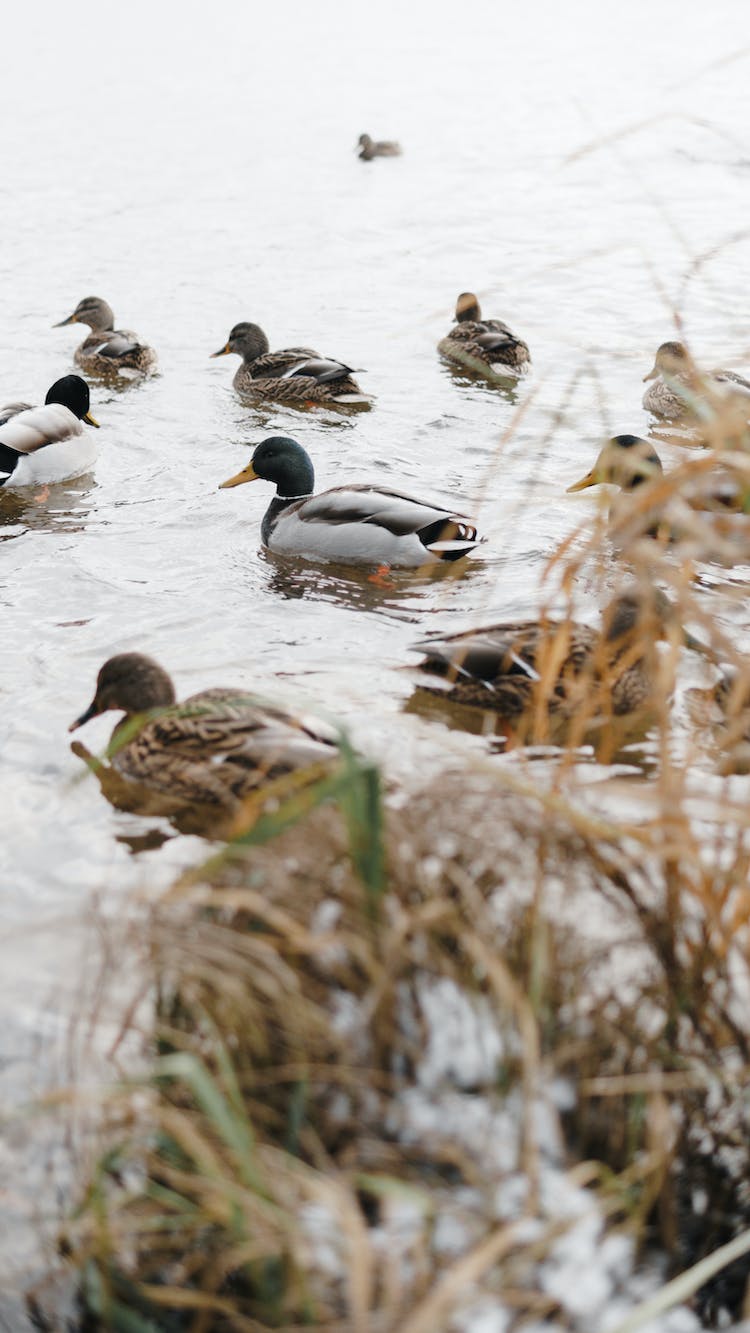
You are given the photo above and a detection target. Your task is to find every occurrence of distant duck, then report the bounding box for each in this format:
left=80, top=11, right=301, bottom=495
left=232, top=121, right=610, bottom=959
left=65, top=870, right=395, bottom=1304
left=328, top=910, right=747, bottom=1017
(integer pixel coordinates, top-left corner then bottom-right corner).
left=357, top=133, right=402, bottom=160
left=54, top=296, right=157, bottom=376
left=219, top=435, right=484, bottom=569
left=410, top=588, right=676, bottom=743
left=69, top=652, right=341, bottom=815
left=643, top=341, right=750, bottom=421
left=438, top=292, right=530, bottom=377
left=0, top=376, right=99, bottom=488
left=211, top=322, right=372, bottom=406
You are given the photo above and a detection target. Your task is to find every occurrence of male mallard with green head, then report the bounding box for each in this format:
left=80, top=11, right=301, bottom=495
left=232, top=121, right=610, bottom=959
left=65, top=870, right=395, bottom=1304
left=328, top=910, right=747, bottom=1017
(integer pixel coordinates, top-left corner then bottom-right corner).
left=211, top=322, right=372, bottom=406
left=438, top=292, right=530, bottom=377
left=70, top=653, right=341, bottom=814
left=0, top=375, right=99, bottom=487
left=55, top=296, right=157, bottom=376
left=219, top=435, right=484, bottom=569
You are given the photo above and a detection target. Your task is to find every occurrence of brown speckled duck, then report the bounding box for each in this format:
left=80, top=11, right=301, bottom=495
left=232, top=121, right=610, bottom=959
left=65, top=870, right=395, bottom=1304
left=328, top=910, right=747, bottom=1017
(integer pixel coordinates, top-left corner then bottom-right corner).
left=438, top=292, right=530, bottom=378
left=357, top=133, right=402, bottom=160
left=210, top=322, right=372, bottom=406
left=69, top=653, right=341, bottom=814
left=643, top=341, right=750, bottom=421
left=410, top=588, right=676, bottom=743
left=54, top=297, right=157, bottom=376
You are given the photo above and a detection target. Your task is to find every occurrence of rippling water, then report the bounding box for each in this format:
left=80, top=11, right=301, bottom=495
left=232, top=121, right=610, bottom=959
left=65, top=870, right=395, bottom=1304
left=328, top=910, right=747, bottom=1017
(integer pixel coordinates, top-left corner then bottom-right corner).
left=2, top=0, right=749, bottom=1315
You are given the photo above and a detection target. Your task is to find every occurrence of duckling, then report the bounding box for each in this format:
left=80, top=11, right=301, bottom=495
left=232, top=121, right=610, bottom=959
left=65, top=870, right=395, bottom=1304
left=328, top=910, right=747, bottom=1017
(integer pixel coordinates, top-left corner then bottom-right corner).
left=54, top=296, right=157, bottom=376
left=357, top=133, right=402, bottom=160
left=219, top=435, right=484, bottom=568
left=643, top=341, right=750, bottom=421
left=438, top=292, right=530, bottom=377
left=69, top=653, right=341, bottom=814
left=410, top=588, right=675, bottom=744
left=210, top=322, right=372, bottom=406
left=0, top=376, right=99, bottom=487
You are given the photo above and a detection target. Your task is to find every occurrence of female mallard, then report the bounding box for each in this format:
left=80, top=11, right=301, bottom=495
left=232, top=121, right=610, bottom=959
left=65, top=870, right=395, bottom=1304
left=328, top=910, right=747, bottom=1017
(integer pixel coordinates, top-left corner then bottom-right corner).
left=219, top=436, right=484, bottom=568
left=210, top=322, right=372, bottom=406
left=643, top=341, right=750, bottom=421
left=0, top=376, right=99, bottom=487
left=69, top=653, right=341, bottom=813
left=357, top=133, right=402, bottom=160
left=410, top=589, right=675, bottom=742
left=54, top=296, right=157, bottom=376
left=438, top=292, right=530, bottom=377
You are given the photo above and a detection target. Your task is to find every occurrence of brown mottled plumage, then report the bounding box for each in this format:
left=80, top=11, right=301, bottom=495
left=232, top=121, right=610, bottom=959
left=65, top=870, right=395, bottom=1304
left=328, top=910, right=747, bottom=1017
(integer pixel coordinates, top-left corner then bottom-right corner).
left=69, top=653, right=340, bottom=813
left=210, top=322, right=372, bottom=406
left=54, top=297, right=157, bottom=376
left=410, top=590, right=673, bottom=743
left=438, top=292, right=530, bottom=377
left=643, top=341, right=750, bottom=421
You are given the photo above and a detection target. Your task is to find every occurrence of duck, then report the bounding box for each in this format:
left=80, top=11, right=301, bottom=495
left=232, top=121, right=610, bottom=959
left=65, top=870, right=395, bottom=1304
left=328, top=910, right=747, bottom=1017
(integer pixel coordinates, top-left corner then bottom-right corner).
left=409, top=588, right=677, bottom=744
left=643, top=341, right=750, bottom=421
left=219, top=435, right=484, bottom=569
left=357, top=133, right=402, bottom=160
left=54, top=296, right=157, bottom=376
left=438, top=292, right=530, bottom=377
left=69, top=653, right=341, bottom=814
left=210, top=322, right=372, bottom=406
left=568, top=433, right=750, bottom=526
left=0, top=376, right=99, bottom=488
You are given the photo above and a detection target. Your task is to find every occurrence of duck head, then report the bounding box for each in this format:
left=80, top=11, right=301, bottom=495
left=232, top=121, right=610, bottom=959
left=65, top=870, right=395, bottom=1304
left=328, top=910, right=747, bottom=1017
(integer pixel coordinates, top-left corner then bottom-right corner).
left=54, top=296, right=115, bottom=332
left=69, top=653, right=176, bottom=731
left=45, top=375, right=100, bottom=427
left=219, top=436, right=315, bottom=495
left=567, top=435, right=662, bottom=493
left=455, top=292, right=483, bottom=323
left=643, top=341, right=690, bottom=382
left=210, top=322, right=270, bottom=364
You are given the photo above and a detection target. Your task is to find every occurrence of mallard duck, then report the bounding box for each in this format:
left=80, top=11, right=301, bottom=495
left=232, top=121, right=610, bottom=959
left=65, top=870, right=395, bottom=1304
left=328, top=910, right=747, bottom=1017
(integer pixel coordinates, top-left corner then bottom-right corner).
left=643, top=341, right=750, bottom=421
left=219, top=435, right=484, bottom=568
left=438, top=292, right=531, bottom=377
left=410, top=589, right=676, bottom=743
left=210, top=322, right=372, bottom=406
left=69, top=653, right=341, bottom=813
left=357, top=133, right=402, bottom=160
left=54, top=296, right=157, bottom=376
left=0, top=376, right=99, bottom=487
left=568, top=434, right=750, bottom=516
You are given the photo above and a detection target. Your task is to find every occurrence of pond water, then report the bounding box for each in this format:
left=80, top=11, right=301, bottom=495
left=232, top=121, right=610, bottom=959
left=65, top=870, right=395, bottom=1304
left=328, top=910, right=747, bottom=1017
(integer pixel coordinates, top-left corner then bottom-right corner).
left=2, top=0, right=750, bottom=1320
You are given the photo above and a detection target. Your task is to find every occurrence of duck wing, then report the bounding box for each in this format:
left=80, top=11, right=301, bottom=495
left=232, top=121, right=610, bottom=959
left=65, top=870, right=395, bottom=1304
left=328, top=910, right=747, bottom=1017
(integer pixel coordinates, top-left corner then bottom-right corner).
left=295, top=484, right=475, bottom=538
left=0, top=401, right=33, bottom=427
left=112, top=690, right=340, bottom=805
left=250, top=347, right=321, bottom=378
left=281, top=357, right=360, bottom=385
left=414, top=620, right=597, bottom=684
left=712, top=368, right=750, bottom=395
left=0, top=404, right=82, bottom=454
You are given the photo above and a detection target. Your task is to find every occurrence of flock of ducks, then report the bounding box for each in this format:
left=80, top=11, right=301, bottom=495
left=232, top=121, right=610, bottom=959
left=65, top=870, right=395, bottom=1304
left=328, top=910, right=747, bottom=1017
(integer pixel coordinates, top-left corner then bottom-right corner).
left=6, top=281, right=750, bottom=825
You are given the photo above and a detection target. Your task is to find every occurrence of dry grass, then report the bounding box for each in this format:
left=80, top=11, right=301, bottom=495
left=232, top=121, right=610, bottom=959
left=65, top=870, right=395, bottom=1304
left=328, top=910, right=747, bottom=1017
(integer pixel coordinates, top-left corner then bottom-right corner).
left=35, top=385, right=750, bottom=1331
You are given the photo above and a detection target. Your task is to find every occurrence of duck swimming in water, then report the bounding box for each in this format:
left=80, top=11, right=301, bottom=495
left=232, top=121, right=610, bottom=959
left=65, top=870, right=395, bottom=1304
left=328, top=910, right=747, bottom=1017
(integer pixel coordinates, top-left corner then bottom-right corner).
left=219, top=436, right=484, bottom=569
left=69, top=653, right=341, bottom=816
left=0, top=375, right=99, bottom=487
left=54, top=296, right=157, bottom=376
left=357, top=133, right=402, bottom=160
left=211, top=322, right=372, bottom=406
left=438, top=292, right=530, bottom=378
left=643, top=341, right=750, bottom=422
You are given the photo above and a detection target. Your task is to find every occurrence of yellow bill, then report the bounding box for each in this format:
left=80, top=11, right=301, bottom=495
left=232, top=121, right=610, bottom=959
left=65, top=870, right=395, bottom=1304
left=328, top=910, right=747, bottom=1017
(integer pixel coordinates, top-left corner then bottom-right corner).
left=210, top=343, right=231, bottom=358
left=84, top=411, right=100, bottom=428
left=566, top=469, right=598, bottom=493
left=219, top=463, right=259, bottom=489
